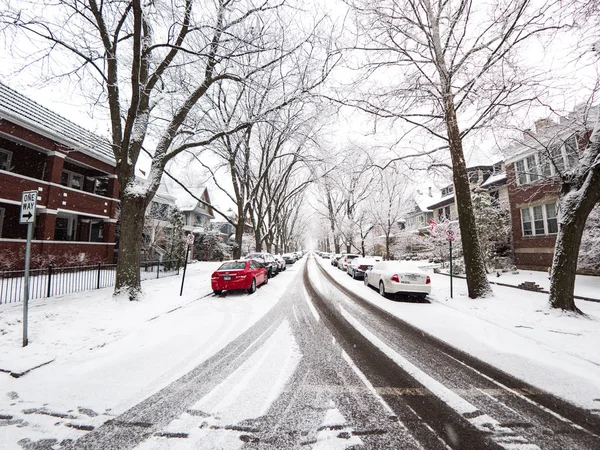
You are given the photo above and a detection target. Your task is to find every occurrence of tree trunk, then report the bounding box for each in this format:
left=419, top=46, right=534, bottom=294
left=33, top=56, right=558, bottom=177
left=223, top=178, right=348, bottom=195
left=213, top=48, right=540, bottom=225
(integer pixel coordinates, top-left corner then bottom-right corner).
left=115, top=194, right=146, bottom=300
left=361, top=239, right=365, bottom=257
left=549, top=171, right=600, bottom=311
left=254, top=229, right=262, bottom=252
left=385, top=234, right=390, bottom=260
left=444, top=95, right=491, bottom=298
left=233, top=221, right=244, bottom=259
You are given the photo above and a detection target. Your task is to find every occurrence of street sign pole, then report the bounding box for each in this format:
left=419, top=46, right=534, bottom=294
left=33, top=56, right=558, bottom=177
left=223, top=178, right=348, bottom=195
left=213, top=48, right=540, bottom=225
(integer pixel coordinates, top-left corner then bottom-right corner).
left=180, top=234, right=195, bottom=296
left=449, top=239, right=453, bottom=299
left=179, top=246, right=190, bottom=297
left=20, top=190, right=37, bottom=347
left=23, top=221, right=34, bottom=347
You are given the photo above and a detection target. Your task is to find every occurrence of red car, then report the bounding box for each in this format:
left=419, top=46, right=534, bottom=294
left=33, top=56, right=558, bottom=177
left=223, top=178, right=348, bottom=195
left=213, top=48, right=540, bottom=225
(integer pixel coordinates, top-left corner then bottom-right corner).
left=211, top=259, right=268, bottom=295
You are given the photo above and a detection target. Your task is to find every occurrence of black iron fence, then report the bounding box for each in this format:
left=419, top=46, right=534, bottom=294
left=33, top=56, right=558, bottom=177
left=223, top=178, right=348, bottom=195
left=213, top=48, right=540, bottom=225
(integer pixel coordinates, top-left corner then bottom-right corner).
left=0, top=260, right=181, bottom=305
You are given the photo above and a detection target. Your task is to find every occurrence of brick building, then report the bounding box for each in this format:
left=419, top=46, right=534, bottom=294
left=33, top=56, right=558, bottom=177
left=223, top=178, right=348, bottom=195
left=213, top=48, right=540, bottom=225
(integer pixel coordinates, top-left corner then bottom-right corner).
left=0, top=82, right=118, bottom=268
left=504, top=112, right=594, bottom=271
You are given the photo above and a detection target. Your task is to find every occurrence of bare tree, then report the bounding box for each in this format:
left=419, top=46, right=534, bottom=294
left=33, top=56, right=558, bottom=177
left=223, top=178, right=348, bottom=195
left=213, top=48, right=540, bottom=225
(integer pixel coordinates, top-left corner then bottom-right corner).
left=0, top=0, right=323, bottom=299
left=369, top=167, right=410, bottom=260
left=340, top=0, right=563, bottom=298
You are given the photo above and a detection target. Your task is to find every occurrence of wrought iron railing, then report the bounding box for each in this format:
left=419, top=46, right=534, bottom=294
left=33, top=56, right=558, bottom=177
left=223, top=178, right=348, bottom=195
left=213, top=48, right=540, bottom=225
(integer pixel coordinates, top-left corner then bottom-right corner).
left=0, top=260, right=180, bottom=305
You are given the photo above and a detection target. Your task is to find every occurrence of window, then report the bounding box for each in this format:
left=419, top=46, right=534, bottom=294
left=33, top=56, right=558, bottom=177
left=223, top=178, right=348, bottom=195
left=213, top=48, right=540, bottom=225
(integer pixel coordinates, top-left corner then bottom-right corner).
left=493, top=162, right=503, bottom=174
left=546, top=203, right=558, bottom=234
left=61, top=170, right=84, bottom=190
left=441, top=185, right=454, bottom=196
left=521, top=208, right=532, bottom=236
left=0, top=149, right=12, bottom=171
left=527, top=155, right=539, bottom=182
left=469, top=171, right=479, bottom=183
left=437, top=208, right=444, bottom=220
left=565, top=135, right=579, bottom=168
left=515, top=160, right=527, bottom=185
left=55, top=215, right=77, bottom=241
left=444, top=206, right=451, bottom=220
left=549, top=144, right=565, bottom=173
left=520, top=203, right=558, bottom=236
left=517, top=134, right=580, bottom=184
left=533, top=205, right=545, bottom=235
left=94, top=177, right=109, bottom=196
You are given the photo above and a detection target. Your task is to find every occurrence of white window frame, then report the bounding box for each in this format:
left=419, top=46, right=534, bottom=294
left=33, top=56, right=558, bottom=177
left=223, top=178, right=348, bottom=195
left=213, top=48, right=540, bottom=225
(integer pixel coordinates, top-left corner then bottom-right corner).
left=0, top=148, right=12, bottom=171
left=61, top=169, right=85, bottom=190
left=520, top=203, right=558, bottom=237
left=515, top=135, right=579, bottom=186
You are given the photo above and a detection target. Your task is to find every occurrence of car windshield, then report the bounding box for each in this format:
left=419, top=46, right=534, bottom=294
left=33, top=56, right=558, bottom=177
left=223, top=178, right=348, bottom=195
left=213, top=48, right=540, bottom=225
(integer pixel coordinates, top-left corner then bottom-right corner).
left=218, top=261, right=246, bottom=270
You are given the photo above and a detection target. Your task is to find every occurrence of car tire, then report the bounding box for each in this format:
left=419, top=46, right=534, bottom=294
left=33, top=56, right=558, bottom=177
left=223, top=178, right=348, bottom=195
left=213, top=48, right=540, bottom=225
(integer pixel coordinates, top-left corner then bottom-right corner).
left=268, top=268, right=272, bottom=278
left=263, top=275, right=268, bottom=285
left=213, top=290, right=222, bottom=296
left=379, top=281, right=389, bottom=299
left=247, top=278, right=256, bottom=294
left=352, top=271, right=357, bottom=280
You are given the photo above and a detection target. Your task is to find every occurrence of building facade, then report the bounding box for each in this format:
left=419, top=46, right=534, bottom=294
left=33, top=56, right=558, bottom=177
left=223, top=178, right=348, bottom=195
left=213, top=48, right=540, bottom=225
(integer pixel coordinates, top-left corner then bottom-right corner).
left=504, top=116, right=589, bottom=271
left=0, top=83, right=118, bottom=268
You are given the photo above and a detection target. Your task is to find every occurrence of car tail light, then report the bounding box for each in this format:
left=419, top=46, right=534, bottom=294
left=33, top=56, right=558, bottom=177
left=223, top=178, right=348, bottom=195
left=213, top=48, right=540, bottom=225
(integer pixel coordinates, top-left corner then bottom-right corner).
left=211, top=272, right=218, bottom=279
left=359, top=265, right=367, bottom=271
left=391, top=274, right=399, bottom=282
left=426, top=276, right=431, bottom=284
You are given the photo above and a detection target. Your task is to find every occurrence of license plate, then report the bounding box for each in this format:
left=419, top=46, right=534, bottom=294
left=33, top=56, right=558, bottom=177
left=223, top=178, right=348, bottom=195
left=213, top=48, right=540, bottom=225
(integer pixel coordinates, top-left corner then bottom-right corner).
left=406, top=274, right=418, bottom=281
left=224, top=276, right=231, bottom=280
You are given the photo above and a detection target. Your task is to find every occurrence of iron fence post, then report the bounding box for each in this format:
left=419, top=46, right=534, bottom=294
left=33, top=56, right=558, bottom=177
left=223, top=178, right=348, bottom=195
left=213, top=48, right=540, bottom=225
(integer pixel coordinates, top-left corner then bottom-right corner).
left=46, top=264, right=54, bottom=298
left=97, top=263, right=102, bottom=289
left=157, top=260, right=160, bottom=279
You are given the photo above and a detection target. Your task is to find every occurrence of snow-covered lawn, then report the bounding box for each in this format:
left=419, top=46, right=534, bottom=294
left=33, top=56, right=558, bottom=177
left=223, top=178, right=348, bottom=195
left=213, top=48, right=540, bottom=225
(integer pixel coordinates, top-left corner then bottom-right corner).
left=0, top=261, right=300, bottom=449
left=318, top=258, right=600, bottom=410
left=430, top=264, right=600, bottom=300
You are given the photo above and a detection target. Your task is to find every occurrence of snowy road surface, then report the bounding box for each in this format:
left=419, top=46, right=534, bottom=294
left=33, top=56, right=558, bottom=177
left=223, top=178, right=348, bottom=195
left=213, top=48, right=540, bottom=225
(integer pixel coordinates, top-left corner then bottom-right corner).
left=2, top=255, right=600, bottom=449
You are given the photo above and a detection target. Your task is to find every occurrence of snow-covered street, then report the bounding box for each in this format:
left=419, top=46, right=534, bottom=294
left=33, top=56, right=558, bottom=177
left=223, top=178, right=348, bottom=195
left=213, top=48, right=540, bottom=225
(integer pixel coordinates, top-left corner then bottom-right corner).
left=1, top=254, right=599, bottom=449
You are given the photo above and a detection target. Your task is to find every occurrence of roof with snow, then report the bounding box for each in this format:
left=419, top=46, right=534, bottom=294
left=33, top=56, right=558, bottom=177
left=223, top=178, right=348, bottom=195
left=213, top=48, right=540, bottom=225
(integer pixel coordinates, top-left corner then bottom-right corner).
left=0, top=82, right=115, bottom=165
left=172, top=186, right=215, bottom=218
left=428, top=193, right=455, bottom=209
left=410, top=185, right=442, bottom=214
left=480, top=172, right=507, bottom=189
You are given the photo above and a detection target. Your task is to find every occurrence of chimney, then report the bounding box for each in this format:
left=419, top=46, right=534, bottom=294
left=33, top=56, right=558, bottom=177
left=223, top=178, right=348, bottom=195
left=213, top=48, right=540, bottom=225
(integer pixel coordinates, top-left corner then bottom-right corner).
left=534, top=118, right=555, bottom=134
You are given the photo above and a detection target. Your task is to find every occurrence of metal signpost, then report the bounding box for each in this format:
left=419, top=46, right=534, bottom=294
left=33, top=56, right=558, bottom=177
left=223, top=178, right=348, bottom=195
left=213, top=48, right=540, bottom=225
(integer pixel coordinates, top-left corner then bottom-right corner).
left=180, top=234, right=195, bottom=296
left=446, top=228, right=455, bottom=299
left=20, top=190, right=37, bottom=347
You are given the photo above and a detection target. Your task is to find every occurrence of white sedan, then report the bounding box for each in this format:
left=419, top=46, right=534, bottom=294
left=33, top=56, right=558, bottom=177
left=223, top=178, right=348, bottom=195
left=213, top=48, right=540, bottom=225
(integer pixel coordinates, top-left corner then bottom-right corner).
left=364, top=261, right=431, bottom=299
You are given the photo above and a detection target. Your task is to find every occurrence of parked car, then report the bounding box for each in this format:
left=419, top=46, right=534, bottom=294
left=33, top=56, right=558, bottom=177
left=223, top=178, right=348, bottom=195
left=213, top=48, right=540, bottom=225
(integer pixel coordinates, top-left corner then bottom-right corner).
left=246, top=252, right=278, bottom=277
left=322, top=252, right=331, bottom=259
left=211, top=259, right=268, bottom=295
left=331, top=254, right=342, bottom=266
left=274, top=254, right=286, bottom=271
left=282, top=253, right=296, bottom=264
left=364, top=261, right=431, bottom=299
left=347, top=257, right=377, bottom=279
left=338, top=254, right=360, bottom=271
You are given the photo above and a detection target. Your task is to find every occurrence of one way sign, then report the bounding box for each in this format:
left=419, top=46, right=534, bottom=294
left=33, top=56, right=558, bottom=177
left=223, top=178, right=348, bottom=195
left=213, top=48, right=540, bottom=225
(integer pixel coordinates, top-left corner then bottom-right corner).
left=20, top=191, right=38, bottom=224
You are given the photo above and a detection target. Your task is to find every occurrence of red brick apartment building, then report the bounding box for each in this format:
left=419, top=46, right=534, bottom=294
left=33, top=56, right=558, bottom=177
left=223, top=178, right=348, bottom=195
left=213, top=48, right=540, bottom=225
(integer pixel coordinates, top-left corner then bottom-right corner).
left=0, top=82, right=119, bottom=268
left=504, top=113, right=594, bottom=272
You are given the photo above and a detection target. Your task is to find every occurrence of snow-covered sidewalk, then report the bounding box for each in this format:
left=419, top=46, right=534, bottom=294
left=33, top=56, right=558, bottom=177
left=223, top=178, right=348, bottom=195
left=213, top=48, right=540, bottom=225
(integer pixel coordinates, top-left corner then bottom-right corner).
left=318, top=258, right=600, bottom=411
left=435, top=265, right=600, bottom=301
left=0, top=260, right=301, bottom=449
